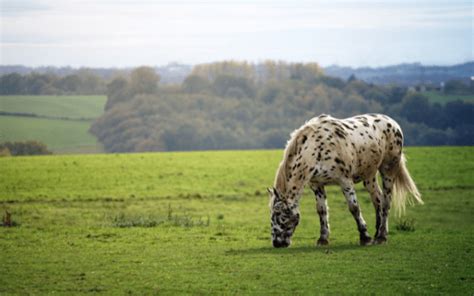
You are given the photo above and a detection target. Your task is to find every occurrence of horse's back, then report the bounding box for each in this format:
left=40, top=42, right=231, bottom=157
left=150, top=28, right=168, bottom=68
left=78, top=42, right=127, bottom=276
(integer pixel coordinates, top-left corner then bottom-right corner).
left=303, top=113, right=404, bottom=184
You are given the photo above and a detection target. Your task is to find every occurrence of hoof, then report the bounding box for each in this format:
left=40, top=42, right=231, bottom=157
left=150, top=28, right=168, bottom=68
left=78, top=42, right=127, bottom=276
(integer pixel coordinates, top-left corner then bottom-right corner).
left=317, top=238, right=329, bottom=246
left=373, top=237, right=387, bottom=245
left=360, top=236, right=373, bottom=246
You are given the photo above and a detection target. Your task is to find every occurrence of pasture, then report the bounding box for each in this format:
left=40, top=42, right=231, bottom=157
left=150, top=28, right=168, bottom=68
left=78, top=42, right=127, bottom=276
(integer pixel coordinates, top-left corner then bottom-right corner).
left=1, top=147, right=473, bottom=294
left=0, top=95, right=106, bottom=153
left=423, top=91, right=474, bottom=105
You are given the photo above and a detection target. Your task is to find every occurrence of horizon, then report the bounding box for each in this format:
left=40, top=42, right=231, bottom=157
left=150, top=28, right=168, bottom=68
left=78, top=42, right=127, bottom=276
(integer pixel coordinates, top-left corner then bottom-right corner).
left=1, top=59, right=473, bottom=70
left=1, top=0, right=472, bottom=68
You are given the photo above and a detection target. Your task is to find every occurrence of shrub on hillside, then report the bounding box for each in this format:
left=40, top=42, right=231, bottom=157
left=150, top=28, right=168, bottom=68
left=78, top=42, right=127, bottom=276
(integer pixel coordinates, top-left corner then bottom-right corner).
left=0, top=147, right=11, bottom=157
left=0, top=141, right=52, bottom=156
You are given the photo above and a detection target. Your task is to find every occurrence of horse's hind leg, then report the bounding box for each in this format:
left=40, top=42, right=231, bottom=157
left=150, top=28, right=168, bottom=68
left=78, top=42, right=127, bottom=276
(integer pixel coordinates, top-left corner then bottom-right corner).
left=340, top=180, right=372, bottom=246
left=374, top=172, right=395, bottom=244
left=363, top=176, right=383, bottom=240
left=311, top=186, right=330, bottom=246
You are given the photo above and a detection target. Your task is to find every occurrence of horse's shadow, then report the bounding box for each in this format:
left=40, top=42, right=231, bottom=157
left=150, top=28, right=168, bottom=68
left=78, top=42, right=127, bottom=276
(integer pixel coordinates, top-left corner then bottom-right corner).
left=226, top=242, right=371, bottom=256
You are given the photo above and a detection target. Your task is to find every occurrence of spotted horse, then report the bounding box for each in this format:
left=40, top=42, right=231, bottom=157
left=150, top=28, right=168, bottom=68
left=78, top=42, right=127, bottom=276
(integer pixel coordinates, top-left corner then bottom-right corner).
left=268, top=114, right=423, bottom=248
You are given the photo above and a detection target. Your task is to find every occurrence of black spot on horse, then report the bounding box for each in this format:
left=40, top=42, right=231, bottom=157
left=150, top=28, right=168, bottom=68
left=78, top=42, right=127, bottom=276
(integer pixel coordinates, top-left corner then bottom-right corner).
left=341, top=122, right=353, bottom=130
left=394, top=130, right=403, bottom=139
left=334, top=157, right=345, bottom=166
left=335, top=129, right=346, bottom=139
left=302, top=135, right=308, bottom=144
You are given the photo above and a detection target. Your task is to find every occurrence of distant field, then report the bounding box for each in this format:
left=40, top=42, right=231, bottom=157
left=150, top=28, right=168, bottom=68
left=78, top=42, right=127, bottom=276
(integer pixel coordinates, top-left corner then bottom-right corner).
left=423, top=91, right=474, bottom=105
left=0, top=95, right=106, bottom=153
left=0, top=95, right=106, bottom=119
left=1, top=147, right=473, bottom=294
left=0, top=116, right=102, bottom=153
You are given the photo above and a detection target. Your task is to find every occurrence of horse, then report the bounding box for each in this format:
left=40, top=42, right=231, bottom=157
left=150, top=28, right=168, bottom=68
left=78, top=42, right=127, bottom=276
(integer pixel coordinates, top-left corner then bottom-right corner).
left=268, top=113, right=423, bottom=248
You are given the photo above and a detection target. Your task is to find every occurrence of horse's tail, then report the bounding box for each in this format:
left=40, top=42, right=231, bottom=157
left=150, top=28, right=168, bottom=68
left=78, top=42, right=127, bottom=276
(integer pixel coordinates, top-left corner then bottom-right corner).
left=392, top=153, right=423, bottom=216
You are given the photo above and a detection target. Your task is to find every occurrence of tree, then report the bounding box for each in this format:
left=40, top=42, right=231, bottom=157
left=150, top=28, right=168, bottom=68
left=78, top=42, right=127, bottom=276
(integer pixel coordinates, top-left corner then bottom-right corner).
left=399, top=93, right=432, bottom=124
left=105, top=77, right=130, bottom=110
left=213, top=75, right=256, bottom=98
left=55, top=74, right=82, bottom=94
left=0, top=73, right=24, bottom=94
left=289, top=63, right=323, bottom=83
left=130, top=66, right=160, bottom=95
left=347, top=74, right=357, bottom=82
left=182, top=75, right=211, bottom=93
left=444, top=100, right=474, bottom=127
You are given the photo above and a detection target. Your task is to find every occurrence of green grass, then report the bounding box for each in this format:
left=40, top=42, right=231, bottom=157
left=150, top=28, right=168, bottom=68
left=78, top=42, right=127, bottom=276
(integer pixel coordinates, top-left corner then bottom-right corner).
left=0, top=116, right=102, bottom=153
left=0, top=95, right=105, bottom=153
left=0, top=95, right=106, bottom=119
left=423, top=91, right=474, bottom=105
left=1, top=147, right=473, bottom=294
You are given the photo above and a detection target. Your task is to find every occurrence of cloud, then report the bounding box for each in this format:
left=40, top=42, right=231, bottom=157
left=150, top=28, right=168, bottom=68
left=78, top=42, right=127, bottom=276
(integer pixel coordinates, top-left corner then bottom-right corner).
left=0, top=0, right=51, bottom=15
left=1, top=0, right=472, bottom=66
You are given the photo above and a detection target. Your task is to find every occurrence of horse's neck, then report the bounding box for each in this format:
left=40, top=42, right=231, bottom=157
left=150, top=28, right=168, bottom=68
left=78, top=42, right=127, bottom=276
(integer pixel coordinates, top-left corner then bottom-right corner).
left=277, top=162, right=310, bottom=203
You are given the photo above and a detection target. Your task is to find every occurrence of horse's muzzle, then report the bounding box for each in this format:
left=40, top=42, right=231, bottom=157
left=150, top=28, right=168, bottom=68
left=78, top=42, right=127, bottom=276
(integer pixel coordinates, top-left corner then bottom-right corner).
left=272, top=239, right=290, bottom=248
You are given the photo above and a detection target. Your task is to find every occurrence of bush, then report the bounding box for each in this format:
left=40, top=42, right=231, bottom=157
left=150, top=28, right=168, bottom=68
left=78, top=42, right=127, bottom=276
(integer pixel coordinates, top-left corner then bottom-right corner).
left=0, top=147, right=11, bottom=157
left=0, top=141, right=52, bottom=156
left=395, top=218, right=416, bottom=232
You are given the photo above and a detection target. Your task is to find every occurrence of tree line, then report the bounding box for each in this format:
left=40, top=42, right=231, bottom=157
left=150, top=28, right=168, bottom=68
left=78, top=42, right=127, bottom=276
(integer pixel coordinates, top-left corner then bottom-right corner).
left=89, top=62, right=473, bottom=152
left=0, top=70, right=107, bottom=95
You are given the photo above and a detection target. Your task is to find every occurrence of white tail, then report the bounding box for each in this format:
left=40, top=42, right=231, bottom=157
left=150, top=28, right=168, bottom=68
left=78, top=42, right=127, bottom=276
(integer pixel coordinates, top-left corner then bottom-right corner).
left=392, top=153, right=423, bottom=216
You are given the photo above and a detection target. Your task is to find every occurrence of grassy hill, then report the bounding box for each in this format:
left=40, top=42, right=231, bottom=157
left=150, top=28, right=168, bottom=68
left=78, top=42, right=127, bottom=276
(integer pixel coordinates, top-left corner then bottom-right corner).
left=423, top=91, right=474, bottom=105
left=0, top=95, right=106, bottom=153
left=1, top=147, right=472, bottom=294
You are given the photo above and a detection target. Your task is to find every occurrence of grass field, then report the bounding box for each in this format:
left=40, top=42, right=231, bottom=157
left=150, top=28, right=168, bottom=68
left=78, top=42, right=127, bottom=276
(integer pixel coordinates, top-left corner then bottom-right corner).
left=1, top=147, right=473, bottom=294
left=0, top=95, right=106, bottom=119
left=423, top=91, right=474, bottom=105
left=0, top=116, right=102, bottom=153
left=0, top=95, right=106, bottom=153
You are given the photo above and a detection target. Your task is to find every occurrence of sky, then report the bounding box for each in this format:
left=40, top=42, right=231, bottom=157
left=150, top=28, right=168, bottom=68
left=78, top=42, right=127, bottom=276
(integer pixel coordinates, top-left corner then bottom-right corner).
left=0, top=0, right=472, bottom=68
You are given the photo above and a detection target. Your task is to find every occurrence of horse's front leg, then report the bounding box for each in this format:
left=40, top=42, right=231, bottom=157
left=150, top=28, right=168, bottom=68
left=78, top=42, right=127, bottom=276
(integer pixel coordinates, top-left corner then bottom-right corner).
left=340, top=180, right=372, bottom=246
left=311, top=185, right=330, bottom=246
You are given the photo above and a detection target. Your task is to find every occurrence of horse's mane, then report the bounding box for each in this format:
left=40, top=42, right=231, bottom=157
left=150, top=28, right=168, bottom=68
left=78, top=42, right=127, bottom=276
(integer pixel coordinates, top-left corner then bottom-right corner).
left=274, top=121, right=318, bottom=195
left=274, top=135, right=297, bottom=195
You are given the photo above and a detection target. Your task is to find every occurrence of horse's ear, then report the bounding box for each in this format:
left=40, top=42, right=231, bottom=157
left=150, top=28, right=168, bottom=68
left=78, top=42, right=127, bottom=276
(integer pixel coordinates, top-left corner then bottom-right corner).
left=272, top=187, right=282, bottom=200
left=267, top=187, right=273, bottom=197
left=267, top=187, right=278, bottom=197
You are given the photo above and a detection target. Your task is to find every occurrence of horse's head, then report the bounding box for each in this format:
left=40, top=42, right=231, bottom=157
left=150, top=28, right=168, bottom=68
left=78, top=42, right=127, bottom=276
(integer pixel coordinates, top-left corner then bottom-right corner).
left=268, top=187, right=300, bottom=248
